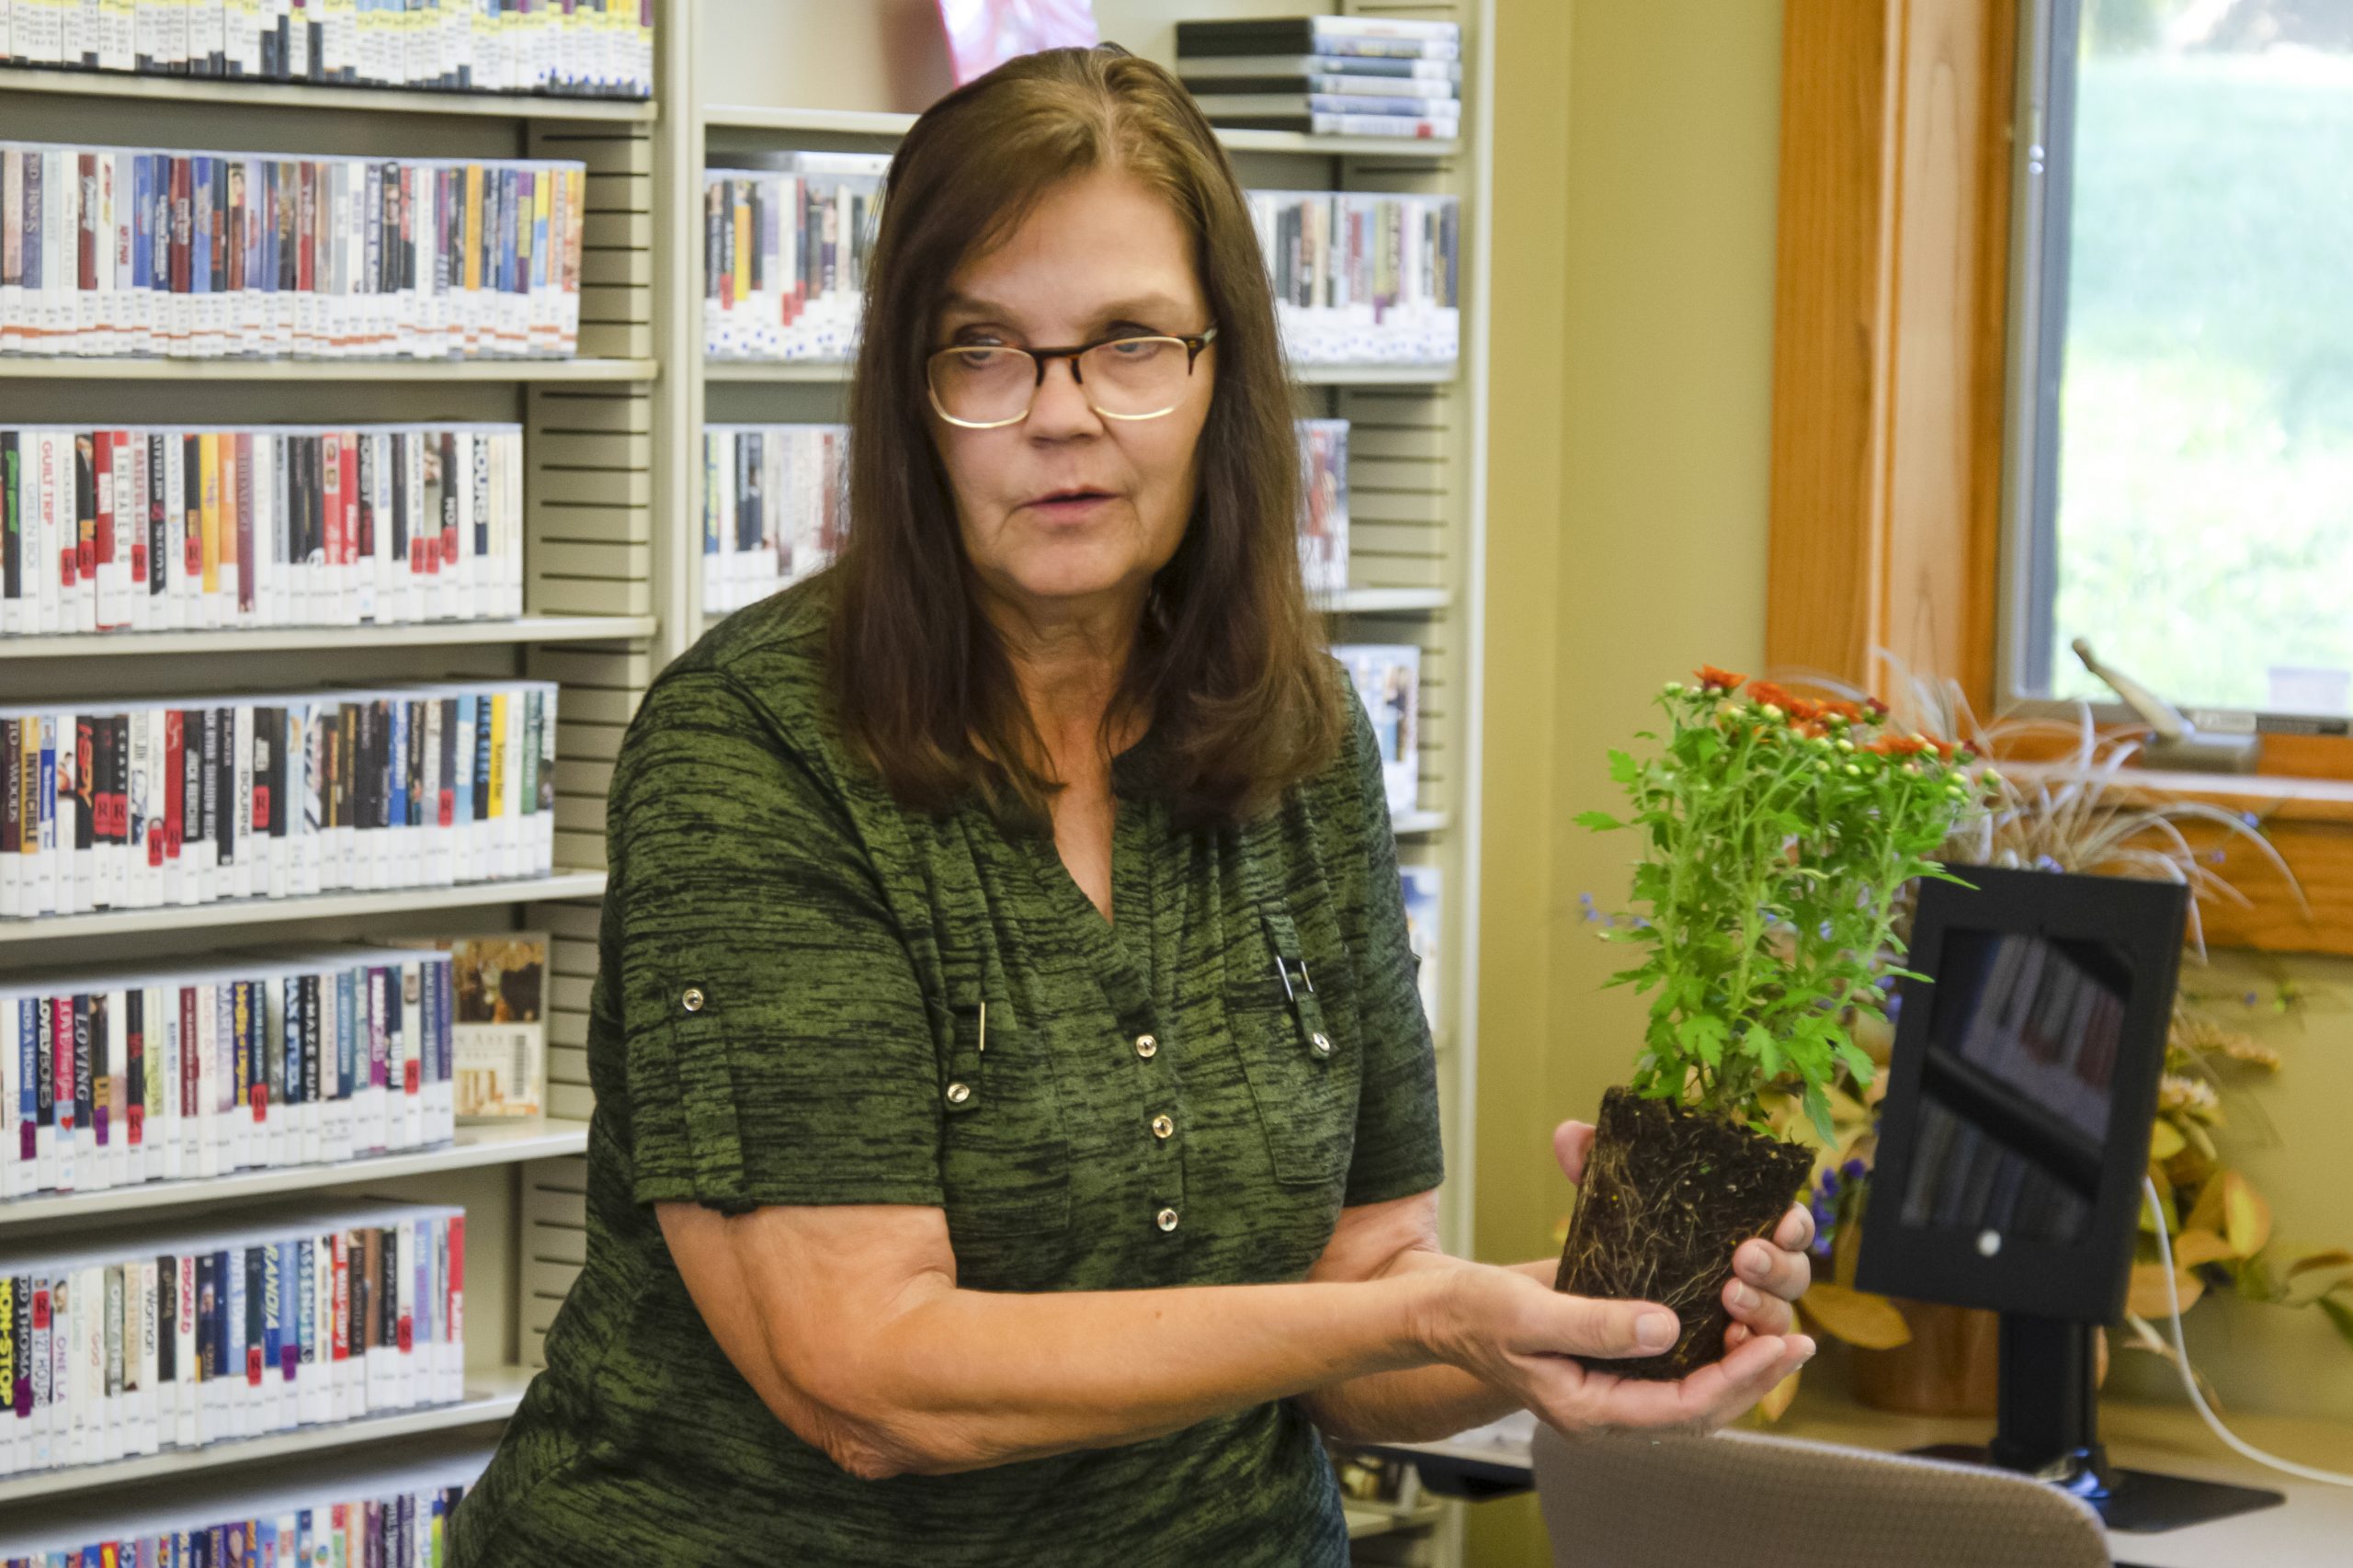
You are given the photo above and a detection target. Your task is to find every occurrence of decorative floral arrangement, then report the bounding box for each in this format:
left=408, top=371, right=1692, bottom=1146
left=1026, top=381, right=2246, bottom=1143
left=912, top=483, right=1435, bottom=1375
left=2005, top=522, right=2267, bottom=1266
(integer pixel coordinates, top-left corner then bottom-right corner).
left=1575, top=665, right=1996, bottom=1142
left=1552, top=666, right=1995, bottom=1381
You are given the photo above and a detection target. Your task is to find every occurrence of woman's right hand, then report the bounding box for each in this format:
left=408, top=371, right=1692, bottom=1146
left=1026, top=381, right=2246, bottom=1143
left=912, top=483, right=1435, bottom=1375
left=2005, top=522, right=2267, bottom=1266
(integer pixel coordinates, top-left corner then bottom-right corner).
left=1415, top=1262, right=1813, bottom=1436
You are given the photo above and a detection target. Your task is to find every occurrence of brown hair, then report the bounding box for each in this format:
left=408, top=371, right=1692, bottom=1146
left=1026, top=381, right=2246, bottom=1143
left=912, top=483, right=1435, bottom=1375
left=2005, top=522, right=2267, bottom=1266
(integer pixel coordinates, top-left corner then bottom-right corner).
left=825, top=44, right=1342, bottom=831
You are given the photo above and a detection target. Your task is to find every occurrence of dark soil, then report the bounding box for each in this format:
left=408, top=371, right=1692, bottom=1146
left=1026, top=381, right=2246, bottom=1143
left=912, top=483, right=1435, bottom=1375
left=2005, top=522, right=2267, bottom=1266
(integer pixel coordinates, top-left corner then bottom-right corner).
left=1552, top=1085, right=1816, bottom=1381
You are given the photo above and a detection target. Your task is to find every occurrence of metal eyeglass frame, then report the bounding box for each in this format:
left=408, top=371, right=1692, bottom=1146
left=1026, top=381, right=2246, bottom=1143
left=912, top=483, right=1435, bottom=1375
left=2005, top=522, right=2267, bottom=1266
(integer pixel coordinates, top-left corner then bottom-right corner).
left=925, top=326, right=1219, bottom=430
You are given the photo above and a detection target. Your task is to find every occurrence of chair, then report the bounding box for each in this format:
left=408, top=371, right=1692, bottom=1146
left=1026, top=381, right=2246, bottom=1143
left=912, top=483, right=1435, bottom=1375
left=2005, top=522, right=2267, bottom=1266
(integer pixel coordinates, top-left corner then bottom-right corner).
left=1530, top=1421, right=2110, bottom=1568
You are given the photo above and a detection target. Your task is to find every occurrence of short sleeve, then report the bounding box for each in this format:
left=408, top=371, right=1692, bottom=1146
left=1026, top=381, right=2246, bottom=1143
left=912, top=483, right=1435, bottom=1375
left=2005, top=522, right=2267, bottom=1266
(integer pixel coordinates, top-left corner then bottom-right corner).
left=1325, top=688, right=1448, bottom=1208
left=608, top=665, right=945, bottom=1214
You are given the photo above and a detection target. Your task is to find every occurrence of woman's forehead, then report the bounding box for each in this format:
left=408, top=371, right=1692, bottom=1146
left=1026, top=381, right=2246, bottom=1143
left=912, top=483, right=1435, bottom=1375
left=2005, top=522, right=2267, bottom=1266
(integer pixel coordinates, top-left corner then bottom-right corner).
left=940, top=169, right=1205, bottom=324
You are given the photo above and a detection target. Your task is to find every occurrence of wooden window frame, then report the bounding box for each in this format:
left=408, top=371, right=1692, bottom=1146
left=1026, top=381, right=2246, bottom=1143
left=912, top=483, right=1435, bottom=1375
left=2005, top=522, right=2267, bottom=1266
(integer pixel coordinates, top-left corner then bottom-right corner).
left=1764, top=0, right=2353, bottom=956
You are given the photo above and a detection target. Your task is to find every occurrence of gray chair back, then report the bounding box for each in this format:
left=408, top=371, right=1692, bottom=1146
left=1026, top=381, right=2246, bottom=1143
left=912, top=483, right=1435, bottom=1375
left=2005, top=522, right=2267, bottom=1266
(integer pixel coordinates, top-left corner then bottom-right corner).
left=1531, top=1421, right=2110, bottom=1568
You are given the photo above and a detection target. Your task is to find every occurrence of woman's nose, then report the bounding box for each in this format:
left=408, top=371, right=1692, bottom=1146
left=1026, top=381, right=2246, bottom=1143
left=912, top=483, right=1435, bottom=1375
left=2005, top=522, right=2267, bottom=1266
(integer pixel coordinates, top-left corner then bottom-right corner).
left=1027, top=354, right=1102, bottom=435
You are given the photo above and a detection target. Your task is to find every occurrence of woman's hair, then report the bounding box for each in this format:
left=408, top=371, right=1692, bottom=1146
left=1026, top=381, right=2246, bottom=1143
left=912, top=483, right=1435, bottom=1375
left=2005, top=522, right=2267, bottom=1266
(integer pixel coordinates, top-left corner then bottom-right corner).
left=825, top=44, right=1343, bottom=831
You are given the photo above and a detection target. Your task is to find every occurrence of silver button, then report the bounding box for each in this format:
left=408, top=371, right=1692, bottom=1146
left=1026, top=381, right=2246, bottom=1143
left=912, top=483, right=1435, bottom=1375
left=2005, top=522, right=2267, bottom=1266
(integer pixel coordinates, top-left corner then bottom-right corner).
left=1155, top=1207, right=1180, bottom=1233
left=946, top=1082, right=972, bottom=1106
left=680, top=986, right=706, bottom=1014
left=1311, top=1031, right=1333, bottom=1057
left=1151, top=1114, right=1175, bottom=1140
left=1134, top=1033, right=1159, bottom=1059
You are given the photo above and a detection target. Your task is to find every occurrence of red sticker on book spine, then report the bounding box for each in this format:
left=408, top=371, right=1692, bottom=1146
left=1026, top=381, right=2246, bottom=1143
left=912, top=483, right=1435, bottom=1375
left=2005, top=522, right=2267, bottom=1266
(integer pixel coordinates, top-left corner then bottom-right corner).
left=404, top=1061, right=420, bottom=1093
left=397, top=1316, right=413, bottom=1354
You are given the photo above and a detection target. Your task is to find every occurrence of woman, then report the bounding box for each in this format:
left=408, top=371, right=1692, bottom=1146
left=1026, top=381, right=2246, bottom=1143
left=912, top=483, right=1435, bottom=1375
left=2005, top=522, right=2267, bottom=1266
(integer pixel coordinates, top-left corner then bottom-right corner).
left=451, top=46, right=1814, bottom=1566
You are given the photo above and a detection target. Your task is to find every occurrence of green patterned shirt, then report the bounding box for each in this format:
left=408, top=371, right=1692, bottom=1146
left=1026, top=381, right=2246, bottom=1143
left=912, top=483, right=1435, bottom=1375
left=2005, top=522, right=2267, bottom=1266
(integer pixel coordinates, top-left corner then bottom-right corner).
left=450, top=583, right=1445, bottom=1567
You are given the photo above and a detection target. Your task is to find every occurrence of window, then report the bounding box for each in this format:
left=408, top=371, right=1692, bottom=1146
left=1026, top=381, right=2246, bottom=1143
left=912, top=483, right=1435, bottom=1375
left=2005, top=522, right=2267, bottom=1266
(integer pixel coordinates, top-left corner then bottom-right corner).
left=2005, top=0, right=2353, bottom=731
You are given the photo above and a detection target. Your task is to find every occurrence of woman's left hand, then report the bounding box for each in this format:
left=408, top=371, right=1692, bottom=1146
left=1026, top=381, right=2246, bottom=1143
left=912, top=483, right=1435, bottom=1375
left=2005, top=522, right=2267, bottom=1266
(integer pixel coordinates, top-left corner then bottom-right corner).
left=1550, top=1118, right=1813, bottom=1348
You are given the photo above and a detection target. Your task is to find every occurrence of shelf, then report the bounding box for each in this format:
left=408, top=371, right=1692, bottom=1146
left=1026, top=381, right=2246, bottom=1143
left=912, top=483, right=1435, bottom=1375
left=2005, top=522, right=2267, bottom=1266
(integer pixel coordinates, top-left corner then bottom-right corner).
left=0, top=871, right=608, bottom=946
left=705, top=358, right=854, bottom=382
left=4, top=615, right=657, bottom=660
left=1294, top=362, right=1458, bottom=386
left=705, top=358, right=1455, bottom=388
left=0, top=1366, right=535, bottom=1507
left=0, top=65, right=654, bottom=122
left=1344, top=1502, right=1448, bottom=1540
left=699, top=105, right=1461, bottom=163
left=0, top=1119, right=589, bottom=1229
left=0, top=358, right=658, bottom=382
left=1214, top=128, right=1462, bottom=161
left=1319, top=587, right=1452, bottom=615
left=1392, top=810, right=1449, bottom=837
left=702, top=104, right=915, bottom=137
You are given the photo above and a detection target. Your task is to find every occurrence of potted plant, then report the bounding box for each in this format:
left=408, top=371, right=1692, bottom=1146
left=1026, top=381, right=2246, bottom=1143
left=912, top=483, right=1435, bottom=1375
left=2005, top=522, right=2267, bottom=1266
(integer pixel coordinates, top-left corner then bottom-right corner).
left=1555, top=666, right=1994, bottom=1379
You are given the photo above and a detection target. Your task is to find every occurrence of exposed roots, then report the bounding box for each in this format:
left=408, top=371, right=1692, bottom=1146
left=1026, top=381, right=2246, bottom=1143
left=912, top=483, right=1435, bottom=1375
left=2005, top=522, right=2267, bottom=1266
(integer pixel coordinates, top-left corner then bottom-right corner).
left=1553, top=1086, right=1816, bottom=1381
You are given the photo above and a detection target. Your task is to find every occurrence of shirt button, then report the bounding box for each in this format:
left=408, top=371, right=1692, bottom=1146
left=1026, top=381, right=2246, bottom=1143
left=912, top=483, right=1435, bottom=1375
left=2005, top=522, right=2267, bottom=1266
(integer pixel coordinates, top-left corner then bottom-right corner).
left=946, top=1083, right=972, bottom=1106
left=1311, top=1031, right=1334, bottom=1057
left=680, top=986, right=706, bottom=1014
left=1151, top=1114, right=1174, bottom=1140
left=1155, top=1207, right=1180, bottom=1233
left=1134, top=1033, right=1159, bottom=1059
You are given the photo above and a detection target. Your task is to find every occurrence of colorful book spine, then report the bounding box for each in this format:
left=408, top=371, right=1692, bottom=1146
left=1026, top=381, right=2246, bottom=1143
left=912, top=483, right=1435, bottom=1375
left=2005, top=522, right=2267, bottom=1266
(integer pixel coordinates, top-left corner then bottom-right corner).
left=698, top=423, right=848, bottom=617
left=0, top=0, right=653, bottom=96
left=0, top=423, right=524, bottom=637
left=0, top=143, right=584, bottom=359
left=0, top=679, right=556, bottom=918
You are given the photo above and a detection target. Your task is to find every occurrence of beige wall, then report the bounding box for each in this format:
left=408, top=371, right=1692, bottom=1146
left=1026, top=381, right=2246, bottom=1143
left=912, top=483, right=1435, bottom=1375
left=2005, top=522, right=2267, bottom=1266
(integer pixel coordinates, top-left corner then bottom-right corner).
left=1472, top=0, right=2351, bottom=1560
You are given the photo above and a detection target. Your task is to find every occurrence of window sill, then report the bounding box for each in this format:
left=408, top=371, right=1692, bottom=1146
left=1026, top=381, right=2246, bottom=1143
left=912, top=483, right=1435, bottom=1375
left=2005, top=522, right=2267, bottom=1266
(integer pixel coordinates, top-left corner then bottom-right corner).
left=2000, top=761, right=2353, bottom=958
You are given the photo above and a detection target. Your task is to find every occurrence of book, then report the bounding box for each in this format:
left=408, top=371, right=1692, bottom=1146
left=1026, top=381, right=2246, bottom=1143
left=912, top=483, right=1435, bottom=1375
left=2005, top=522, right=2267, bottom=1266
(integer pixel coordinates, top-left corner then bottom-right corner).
left=0, top=142, right=585, bottom=361
left=1297, top=417, right=1349, bottom=597
left=1335, top=642, right=1420, bottom=814
left=1178, top=74, right=1460, bottom=100
left=1185, top=91, right=1461, bottom=119
left=702, top=154, right=891, bottom=363
left=1208, top=113, right=1459, bottom=139
left=1400, top=863, right=1441, bottom=1027
left=0, top=0, right=654, bottom=97
left=0, top=678, right=558, bottom=918
left=0, top=943, right=467, bottom=1193
left=1175, top=17, right=1463, bottom=61
left=0, top=1200, right=462, bottom=1479
left=384, top=933, right=547, bottom=1121
left=700, top=424, right=850, bottom=616
left=1251, top=188, right=1460, bottom=365
left=0, top=421, right=525, bottom=636
left=1172, top=53, right=1462, bottom=83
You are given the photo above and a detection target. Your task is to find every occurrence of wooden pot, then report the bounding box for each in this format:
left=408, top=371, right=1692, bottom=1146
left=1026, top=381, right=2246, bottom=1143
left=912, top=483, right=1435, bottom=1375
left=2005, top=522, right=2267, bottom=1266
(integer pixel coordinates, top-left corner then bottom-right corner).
left=1849, top=1301, right=2109, bottom=1415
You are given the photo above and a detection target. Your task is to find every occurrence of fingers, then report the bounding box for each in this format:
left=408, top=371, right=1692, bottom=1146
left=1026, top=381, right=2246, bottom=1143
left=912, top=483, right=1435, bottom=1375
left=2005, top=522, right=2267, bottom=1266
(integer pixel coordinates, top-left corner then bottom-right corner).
left=1552, top=1119, right=1596, bottom=1186
left=1773, top=1202, right=1815, bottom=1254
left=1722, top=1277, right=1795, bottom=1338
left=1547, top=1290, right=1681, bottom=1359
left=1670, top=1332, right=1815, bottom=1429
left=1734, top=1237, right=1811, bottom=1305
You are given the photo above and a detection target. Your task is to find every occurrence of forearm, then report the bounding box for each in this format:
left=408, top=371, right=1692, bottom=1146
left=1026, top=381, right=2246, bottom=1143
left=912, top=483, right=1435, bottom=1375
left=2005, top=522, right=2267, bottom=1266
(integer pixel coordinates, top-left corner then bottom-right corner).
left=1296, top=1257, right=1556, bottom=1444
left=803, top=1272, right=1442, bottom=1478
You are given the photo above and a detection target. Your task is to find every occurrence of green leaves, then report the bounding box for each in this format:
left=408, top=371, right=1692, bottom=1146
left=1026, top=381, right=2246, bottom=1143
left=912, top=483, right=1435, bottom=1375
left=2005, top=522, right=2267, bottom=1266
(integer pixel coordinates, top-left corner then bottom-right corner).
left=1578, top=671, right=1990, bottom=1133
left=1677, top=1014, right=1730, bottom=1068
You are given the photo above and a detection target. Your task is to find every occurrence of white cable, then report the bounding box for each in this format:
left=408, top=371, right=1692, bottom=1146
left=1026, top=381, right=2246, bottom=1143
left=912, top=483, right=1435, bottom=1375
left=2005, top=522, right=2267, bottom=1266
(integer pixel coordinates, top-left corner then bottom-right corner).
left=2142, top=1176, right=2353, bottom=1488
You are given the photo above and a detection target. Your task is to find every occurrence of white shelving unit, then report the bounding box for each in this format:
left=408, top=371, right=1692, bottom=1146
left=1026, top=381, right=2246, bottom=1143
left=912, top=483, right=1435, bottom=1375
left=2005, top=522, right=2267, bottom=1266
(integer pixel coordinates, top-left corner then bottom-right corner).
left=1, top=6, right=1490, bottom=1557
left=0, top=7, right=671, bottom=1525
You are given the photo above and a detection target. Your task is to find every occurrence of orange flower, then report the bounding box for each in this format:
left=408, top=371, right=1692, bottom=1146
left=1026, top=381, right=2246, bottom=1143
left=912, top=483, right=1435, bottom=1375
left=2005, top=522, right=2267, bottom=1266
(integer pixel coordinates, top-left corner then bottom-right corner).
left=1696, top=665, right=1747, bottom=692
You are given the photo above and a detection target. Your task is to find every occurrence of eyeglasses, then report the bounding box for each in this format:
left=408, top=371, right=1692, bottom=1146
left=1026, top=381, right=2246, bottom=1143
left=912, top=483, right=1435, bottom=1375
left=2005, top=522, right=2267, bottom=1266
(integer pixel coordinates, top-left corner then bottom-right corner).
left=926, top=328, right=1218, bottom=429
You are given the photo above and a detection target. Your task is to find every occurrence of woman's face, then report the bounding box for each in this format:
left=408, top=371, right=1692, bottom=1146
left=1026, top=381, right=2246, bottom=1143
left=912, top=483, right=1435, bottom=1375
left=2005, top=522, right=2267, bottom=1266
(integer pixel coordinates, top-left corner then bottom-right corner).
left=931, top=166, right=1215, bottom=625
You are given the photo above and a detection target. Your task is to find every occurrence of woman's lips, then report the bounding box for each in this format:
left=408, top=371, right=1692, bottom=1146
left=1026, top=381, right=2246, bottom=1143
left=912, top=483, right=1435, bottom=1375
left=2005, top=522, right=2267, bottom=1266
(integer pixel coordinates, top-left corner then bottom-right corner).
left=1025, top=491, right=1117, bottom=521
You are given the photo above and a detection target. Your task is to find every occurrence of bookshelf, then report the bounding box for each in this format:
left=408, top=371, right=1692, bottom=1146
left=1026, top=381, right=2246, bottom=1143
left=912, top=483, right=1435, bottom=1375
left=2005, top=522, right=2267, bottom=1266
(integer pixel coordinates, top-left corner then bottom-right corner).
left=1, top=3, right=1491, bottom=1559
left=0, top=2, right=676, bottom=1534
